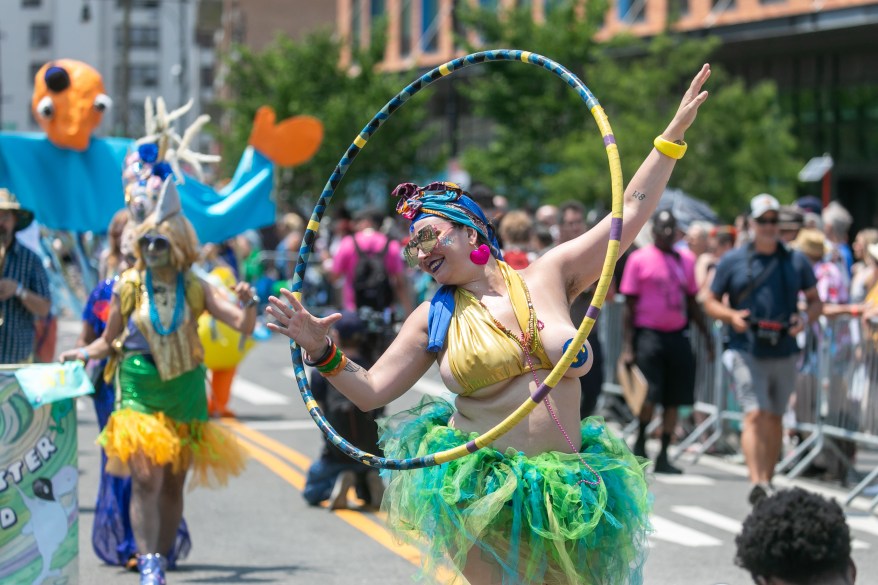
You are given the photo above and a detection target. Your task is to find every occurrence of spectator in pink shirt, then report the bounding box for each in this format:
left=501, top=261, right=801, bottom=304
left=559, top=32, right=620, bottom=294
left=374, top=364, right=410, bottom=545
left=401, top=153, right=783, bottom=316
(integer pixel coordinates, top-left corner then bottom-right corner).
left=620, top=210, right=713, bottom=473
left=331, top=208, right=413, bottom=315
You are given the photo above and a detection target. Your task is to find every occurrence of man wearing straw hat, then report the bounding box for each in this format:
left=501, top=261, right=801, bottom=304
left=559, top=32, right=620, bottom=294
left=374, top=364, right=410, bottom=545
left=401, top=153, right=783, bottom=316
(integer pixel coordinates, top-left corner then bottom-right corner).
left=0, top=188, right=50, bottom=364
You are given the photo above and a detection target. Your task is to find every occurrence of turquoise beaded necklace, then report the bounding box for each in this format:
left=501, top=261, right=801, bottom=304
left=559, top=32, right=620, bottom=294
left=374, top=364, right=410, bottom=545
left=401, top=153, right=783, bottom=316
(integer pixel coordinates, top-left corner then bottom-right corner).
left=145, top=269, right=185, bottom=336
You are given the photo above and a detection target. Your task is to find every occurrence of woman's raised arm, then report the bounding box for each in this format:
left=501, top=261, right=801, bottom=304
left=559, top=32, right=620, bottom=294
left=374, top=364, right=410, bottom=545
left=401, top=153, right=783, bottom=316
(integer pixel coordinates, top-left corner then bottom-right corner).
left=533, top=64, right=711, bottom=300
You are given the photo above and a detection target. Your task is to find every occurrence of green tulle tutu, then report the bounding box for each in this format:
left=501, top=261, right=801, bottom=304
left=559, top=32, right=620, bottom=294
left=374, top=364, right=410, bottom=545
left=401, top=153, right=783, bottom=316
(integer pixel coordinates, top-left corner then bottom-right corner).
left=378, top=397, right=652, bottom=585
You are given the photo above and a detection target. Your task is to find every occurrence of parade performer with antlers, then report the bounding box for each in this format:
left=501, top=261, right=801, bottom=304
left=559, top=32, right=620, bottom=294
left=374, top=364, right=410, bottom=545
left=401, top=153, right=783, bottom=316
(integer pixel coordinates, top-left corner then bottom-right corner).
left=60, top=107, right=257, bottom=585
left=268, top=58, right=711, bottom=585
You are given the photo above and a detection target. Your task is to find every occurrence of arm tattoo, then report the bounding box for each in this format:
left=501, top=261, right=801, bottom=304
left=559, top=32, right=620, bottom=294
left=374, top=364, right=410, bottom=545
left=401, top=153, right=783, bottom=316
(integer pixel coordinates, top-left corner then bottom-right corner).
left=344, top=361, right=361, bottom=373
left=632, top=190, right=647, bottom=201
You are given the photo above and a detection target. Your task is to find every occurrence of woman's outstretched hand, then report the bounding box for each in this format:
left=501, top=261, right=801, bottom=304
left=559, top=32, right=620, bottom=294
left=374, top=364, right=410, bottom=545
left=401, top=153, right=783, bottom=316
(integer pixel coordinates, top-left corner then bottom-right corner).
left=265, top=288, right=342, bottom=356
left=661, top=63, right=711, bottom=142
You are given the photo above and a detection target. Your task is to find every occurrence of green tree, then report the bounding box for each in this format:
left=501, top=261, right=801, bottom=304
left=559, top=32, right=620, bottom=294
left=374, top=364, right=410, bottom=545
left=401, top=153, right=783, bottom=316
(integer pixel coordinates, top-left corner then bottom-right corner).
left=219, top=28, right=439, bottom=213
left=457, top=2, right=801, bottom=219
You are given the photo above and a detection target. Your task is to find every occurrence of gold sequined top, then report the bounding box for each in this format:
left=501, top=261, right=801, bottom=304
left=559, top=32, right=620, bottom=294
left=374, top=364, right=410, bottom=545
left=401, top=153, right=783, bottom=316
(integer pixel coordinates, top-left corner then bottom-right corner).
left=115, top=268, right=206, bottom=381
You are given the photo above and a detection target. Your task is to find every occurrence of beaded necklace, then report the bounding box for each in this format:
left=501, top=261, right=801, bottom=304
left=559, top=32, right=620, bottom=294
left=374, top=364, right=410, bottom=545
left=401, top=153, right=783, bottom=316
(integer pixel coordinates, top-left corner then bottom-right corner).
left=476, top=276, right=601, bottom=487
left=145, top=269, right=185, bottom=336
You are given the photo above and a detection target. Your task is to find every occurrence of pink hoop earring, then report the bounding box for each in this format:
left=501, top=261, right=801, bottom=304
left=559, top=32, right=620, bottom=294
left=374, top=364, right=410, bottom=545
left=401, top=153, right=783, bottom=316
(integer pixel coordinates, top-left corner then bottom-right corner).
left=470, top=244, right=490, bottom=265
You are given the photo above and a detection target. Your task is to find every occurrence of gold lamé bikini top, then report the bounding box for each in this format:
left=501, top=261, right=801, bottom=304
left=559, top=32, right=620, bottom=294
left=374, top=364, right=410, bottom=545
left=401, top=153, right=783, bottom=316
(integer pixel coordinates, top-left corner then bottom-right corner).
left=446, top=261, right=552, bottom=396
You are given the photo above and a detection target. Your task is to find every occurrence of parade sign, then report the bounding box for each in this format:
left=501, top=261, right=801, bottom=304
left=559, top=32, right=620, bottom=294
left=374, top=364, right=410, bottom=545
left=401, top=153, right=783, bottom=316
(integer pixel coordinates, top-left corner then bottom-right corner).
left=0, top=364, right=92, bottom=585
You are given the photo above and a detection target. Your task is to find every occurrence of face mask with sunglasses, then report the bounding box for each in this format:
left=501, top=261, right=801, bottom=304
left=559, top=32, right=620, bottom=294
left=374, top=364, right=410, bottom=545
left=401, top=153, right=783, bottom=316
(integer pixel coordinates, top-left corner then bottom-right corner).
left=403, top=224, right=457, bottom=267
left=138, top=233, right=171, bottom=252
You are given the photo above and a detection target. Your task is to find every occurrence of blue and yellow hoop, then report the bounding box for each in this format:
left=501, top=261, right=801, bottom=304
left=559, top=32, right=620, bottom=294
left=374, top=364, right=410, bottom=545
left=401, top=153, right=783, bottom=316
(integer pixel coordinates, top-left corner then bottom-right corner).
left=289, top=50, right=624, bottom=470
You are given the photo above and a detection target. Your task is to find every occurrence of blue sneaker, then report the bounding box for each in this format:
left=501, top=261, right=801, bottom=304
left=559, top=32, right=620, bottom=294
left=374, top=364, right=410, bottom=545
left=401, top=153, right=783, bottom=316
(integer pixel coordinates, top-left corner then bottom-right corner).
left=138, top=553, right=167, bottom=585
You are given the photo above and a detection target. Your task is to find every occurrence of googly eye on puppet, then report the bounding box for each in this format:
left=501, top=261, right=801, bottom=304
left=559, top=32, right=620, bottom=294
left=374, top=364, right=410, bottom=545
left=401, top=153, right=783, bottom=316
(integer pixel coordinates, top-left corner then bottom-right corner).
left=93, top=93, right=113, bottom=113
left=35, top=96, right=54, bottom=120
left=31, top=59, right=108, bottom=151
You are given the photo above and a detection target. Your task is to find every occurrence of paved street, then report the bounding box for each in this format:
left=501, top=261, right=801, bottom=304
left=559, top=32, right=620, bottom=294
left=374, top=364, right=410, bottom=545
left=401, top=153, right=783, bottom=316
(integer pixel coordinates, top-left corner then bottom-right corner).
left=63, top=320, right=878, bottom=585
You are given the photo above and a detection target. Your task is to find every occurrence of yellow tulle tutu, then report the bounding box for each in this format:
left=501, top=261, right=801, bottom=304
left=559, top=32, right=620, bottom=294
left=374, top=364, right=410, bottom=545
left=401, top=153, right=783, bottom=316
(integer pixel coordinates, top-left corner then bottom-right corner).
left=99, top=408, right=247, bottom=489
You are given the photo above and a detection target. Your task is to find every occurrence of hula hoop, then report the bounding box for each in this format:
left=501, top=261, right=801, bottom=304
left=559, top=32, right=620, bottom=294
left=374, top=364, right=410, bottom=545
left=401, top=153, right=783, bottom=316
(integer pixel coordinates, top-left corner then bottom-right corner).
left=289, top=50, right=624, bottom=470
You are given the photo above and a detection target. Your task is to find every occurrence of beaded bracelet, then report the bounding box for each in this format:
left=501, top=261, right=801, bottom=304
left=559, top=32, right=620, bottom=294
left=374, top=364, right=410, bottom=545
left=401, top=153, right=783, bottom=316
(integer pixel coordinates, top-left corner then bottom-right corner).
left=303, top=336, right=334, bottom=367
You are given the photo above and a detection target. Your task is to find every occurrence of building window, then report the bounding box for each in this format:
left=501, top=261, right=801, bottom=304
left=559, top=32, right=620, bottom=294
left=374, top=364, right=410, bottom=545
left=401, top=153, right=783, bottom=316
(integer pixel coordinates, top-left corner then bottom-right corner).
left=116, top=26, right=160, bottom=49
left=30, top=23, right=51, bottom=48
left=618, top=0, right=645, bottom=22
left=132, top=64, right=159, bottom=87
left=29, top=62, right=43, bottom=85
left=400, top=0, right=412, bottom=57
left=669, top=0, right=689, bottom=18
left=421, top=0, right=439, bottom=53
left=116, top=0, right=159, bottom=8
left=371, top=0, right=384, bottom=17
left=711, top=0, right=736, bottom=10
left=352, top=0, right=361, bottom=49
left=116, top=64, right=160, bottom=90
left=479, top=0, right=498, bottom=8
left=22, top=0, right=41, bottom=7
left=200, top=65, right=214, bottom=89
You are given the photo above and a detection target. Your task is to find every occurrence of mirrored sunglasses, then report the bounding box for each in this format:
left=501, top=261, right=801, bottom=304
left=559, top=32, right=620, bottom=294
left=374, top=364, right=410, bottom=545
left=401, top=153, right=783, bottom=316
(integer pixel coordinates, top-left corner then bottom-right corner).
left=138, top=234, right=171, bottom=251
left=403, top=225, right=454, bottom=268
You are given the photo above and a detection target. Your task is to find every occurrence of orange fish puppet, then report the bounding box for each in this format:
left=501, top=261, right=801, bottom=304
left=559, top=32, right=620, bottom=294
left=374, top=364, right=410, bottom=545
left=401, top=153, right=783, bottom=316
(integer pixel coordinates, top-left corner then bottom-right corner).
left=0, top=59, right=323, bottom=243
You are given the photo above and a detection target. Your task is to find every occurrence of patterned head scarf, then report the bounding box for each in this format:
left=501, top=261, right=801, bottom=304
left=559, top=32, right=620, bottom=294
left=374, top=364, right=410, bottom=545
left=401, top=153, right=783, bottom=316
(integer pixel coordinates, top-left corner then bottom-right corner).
left=393, top=181, right=503, bottom=262
left=392, top=181, right=504, bottom=352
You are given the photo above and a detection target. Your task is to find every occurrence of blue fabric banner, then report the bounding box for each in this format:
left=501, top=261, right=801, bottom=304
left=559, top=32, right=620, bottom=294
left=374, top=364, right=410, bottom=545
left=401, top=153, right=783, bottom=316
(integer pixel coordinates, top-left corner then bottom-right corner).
left=0, top=133, right=276, bottom=243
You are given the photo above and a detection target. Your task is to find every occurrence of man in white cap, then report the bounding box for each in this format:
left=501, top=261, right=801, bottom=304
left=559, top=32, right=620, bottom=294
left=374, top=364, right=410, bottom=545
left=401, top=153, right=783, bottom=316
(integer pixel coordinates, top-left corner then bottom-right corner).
left=703, top=193, right=822, bottom=505
left=0, top=189, right=51, bottom=364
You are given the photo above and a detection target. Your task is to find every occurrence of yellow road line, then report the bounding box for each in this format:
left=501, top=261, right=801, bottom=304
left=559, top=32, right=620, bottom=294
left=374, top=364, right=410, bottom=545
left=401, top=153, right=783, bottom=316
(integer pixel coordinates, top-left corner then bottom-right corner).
left=222, top=417, right=312, bottom=472
left=233, top=433, right=306, bottom=490
left=225, top=420, right=457, bottom=582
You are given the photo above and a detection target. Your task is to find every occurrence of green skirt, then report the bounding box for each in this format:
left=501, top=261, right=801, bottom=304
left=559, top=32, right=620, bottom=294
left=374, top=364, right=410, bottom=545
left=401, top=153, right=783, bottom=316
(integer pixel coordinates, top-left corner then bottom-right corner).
left=99, top=354, right=246, bottom=488
left=378, top=397, right=652, bottom=585
left=118, top=354, right=208, bottom=422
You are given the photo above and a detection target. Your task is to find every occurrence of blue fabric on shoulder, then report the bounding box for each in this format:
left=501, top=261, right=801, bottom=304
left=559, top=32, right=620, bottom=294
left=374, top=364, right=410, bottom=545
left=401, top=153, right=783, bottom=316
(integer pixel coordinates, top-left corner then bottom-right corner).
left=427, top=285, right=456, bottom=353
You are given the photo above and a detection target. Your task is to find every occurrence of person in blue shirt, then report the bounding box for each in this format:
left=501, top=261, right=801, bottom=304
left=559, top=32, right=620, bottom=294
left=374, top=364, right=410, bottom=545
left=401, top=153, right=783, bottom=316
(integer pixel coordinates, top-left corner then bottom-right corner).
left=703, top=194, right=822, bottom=505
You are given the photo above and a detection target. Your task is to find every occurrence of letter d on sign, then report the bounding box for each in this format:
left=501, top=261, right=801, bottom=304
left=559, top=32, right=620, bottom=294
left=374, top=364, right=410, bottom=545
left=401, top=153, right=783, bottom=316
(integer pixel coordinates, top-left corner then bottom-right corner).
left=1, top=507, right=16, bottom=529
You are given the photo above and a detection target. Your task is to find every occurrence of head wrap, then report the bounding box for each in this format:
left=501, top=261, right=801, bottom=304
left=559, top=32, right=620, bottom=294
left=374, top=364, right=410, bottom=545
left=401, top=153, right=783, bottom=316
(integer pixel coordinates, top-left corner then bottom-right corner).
left=393, top=181, right=503, bottom=261
left=392, top=181, right=504, bottom=352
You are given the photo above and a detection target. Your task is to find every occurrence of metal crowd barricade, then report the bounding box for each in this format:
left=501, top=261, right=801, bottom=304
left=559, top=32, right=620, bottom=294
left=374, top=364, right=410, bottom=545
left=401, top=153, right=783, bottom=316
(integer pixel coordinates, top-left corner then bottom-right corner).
left=670, top=321, right=729, bottom=463
left=596, top=296, right=878, bottom=506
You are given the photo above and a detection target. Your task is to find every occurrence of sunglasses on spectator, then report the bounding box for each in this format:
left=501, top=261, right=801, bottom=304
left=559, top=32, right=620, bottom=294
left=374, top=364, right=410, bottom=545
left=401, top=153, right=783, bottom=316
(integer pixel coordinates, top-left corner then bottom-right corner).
left=754, top=216, right=779, bottom=225
left=138, top=234, right=171, bottom=251
left=403, top=224, right=457, bottom=268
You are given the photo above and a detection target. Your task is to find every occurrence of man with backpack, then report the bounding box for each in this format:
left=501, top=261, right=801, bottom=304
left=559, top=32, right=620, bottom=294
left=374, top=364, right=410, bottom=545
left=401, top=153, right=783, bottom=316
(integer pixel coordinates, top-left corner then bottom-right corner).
left=331, top=208, right=413, bottom=357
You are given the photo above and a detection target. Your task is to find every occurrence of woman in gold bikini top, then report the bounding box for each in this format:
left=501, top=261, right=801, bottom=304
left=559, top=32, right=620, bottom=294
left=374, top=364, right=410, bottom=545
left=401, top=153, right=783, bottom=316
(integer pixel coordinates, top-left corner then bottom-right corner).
left=266, top=65, right=710, bottom=585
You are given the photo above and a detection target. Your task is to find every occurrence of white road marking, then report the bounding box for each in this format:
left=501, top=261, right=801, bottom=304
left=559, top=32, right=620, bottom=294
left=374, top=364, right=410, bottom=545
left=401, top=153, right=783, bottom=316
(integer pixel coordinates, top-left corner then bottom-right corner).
left=650, top=515, right=723, bottom=547
left=847, top=515, right=878, bottom=538
left=671, top=505, right=871, bottom=550
left=653, top=474, right=715, bottom=486
left=232, top=378, right=291, bottom=405
left=671, top=506, right=741, bottom=534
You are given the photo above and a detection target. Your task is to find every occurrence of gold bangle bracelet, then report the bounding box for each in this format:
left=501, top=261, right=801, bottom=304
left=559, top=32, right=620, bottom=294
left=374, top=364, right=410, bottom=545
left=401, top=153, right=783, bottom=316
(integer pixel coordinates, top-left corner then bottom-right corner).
left=653, top=135, right=688, bottom=159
